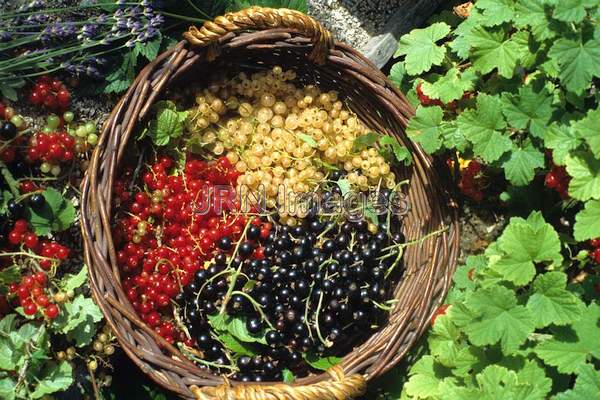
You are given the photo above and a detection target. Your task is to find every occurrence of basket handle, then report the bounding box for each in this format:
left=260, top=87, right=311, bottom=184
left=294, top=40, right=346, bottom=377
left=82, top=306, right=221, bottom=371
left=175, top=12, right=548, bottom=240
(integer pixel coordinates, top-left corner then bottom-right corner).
left=190, top=366, right=366, bottom=400
left=183, top=6, right=334, bottom=64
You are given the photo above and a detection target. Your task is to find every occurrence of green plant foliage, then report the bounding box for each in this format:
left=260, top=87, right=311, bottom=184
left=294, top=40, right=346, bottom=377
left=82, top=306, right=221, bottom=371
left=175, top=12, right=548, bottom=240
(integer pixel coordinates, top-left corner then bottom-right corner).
left=0, top=315, right=73, bottom=399
left=397, top=213, right=600, bottom=399
left=24, top=187, right=76, bottom=236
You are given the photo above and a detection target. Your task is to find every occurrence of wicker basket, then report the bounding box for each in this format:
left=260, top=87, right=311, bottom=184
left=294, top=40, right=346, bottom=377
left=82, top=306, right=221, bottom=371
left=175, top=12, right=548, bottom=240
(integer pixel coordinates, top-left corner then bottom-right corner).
left=81, top=7, right=460, bottom=400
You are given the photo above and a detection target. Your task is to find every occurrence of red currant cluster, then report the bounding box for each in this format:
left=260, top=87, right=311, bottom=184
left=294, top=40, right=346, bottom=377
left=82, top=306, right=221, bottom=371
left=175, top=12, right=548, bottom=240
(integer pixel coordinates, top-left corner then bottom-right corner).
left=589, top=239, right=600, bottom=264
left=8, top=219, right=39, bottom=249
left=6, top=220, right=70, bottom=270
left=38, top=241, right=70, bottom=270
left=8, top=272, right=60, bottom=319
left=544, top=164, right=570, bottom=199
left=115, top=155, right=272, bottom=342
left=457, top=160, right=484, bottom=202
left=27, top=132, right=75, bottom=164
left=28, top=75, right=71, bottom=111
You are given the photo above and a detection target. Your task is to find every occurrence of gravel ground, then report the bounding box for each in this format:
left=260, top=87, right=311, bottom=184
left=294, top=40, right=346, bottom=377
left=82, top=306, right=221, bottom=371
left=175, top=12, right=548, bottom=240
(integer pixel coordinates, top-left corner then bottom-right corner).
left=308, top=0, right=406, bottom=49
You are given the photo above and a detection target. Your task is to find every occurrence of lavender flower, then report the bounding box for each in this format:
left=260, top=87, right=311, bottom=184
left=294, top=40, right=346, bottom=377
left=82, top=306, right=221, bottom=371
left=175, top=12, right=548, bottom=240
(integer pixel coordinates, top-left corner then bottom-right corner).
left=78, top=24, right=99, bottom=41
left=40, top=22, right=77, bottom=44
left=149, top=14, right=164, bottom=28
left=143, top=7, right=154, bottom=18
left=96, top=14, right=109, bottom=24
left=130, top=21, right=143, bottom=34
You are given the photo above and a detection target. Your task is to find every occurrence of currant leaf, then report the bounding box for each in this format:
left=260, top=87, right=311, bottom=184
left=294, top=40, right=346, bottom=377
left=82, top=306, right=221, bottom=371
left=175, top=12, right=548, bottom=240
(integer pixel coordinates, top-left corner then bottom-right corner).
left=502, top=143, right=545, bottom=186
left=394, top=22, right=451, bottom=75
left=490, top=212, right=562, bottom=286
left=526, top=272, right=585, bottom=328
left=469, top=26, right=528, bottom=79
left=475, top=0, right=516, bottom=26
left=534, top=303, right=600, bottom=374
left=544, top=123, right=581, bottom=166
left=571, top=107, right=600, bottom=159
left=573, top=200, right=600, bottom=241
left=420, top=68, right=477, bottom=103
left=554, top=364, right=600, bottom=400
left=565, top=151, right=600, bottom=201
left=500, top=86, right=555, bottom=138
left=406, top=105, right=444, bottom=154
left=548, top=37, right=600, bottom=94
left=457, top=94, right=511, bottom=162
left=464, top=285, right=535, bottom=354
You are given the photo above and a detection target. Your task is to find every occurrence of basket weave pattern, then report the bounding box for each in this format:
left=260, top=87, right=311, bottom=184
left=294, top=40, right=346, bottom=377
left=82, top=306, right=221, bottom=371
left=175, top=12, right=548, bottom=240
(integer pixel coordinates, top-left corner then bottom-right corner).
left=81, top=7, right=460, bottom=399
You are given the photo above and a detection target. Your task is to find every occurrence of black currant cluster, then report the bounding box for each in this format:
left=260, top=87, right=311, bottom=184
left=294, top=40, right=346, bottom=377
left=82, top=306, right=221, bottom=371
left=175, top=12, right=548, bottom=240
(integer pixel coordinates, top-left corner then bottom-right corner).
left=176, top=212, right=404, bottom=382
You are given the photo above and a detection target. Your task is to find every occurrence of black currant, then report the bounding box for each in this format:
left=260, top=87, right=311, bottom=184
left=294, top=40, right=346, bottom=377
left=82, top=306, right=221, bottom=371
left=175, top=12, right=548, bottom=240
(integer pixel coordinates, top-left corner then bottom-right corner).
left=218, top=236, right=232, bottom=250
left=0, top=122, right=17, bottom=139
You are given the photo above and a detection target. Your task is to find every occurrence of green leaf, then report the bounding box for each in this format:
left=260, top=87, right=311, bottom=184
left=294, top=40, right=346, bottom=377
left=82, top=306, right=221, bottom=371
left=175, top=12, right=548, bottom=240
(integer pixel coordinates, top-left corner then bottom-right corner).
left=502, top=143, right=545, bottom=186
left=535, top=303, right=600, bottom=374
left=404, top=356, right=450, bottom=398
left=491, top=212, right=562, bottom=286
left=514, top=0, right=555, bottom=41
left=53, top=295, right=103, bottom=347
left=379, top=135, right=413, bottom=165
left=298, top=133, right=317, bottom=148
left=0, top=378, right=15, bottom=400
left=572, top=107, right=600, bottom=158
left=394, top=22, right=451, bottom=75
left=25, top=187, right=76, bottom=236
left=135, top=34, right=161, bottom=61
left=552, top=0, right=593, bottom=23
left=147, top=101, right=188, bottom=146
left=544, top=123, right=581, bottom=165
left=282, top=369, right=295, bottom=383
left=421, top=68, right=477, bottom=103
left=208, top=314, right=267, bottom=344
left=60, top=266, right=88, bottom=292
left=464, top=285, right=535, bottom=354
left=526, top=272, right=585, bottom=328
left=574, top=200, right=600, bottom=241
left=352, top=132, right=379, bottom=152
left=515, top=360, right=552, bottom=400
left=104, top=51, right=137, bottom=94
left=0, top=84, right=17, bottom=102
left=476, top=365, right=522, bottom=398
left=469, top=26, right=527, bottom=78
left=218, top=333, right=257, bottom=357
left=0, top=190, right=14, bottom=217
left=407, top=106, right=444, bottom=154
left=388, top=62, right=406, bottom=87
left=457, top=94, right=511, bottom=162
left=500, top=86, right=555, bottom=138
left=30, top=361, right=73, bottom=399
left=0, top=266, right=21, bottom=294
left=303, top=353, right=342, bottom=371
left=565, top=152, right=600, bottom=201
left=554, top=364, right=600, bottom=400
left=475, top=0, right=516, bottom=26
left=548, top=37, right=600, bottom=94
left=336, top=179, right=351, bottom=197
left=0, top=314, right=17, bottom=334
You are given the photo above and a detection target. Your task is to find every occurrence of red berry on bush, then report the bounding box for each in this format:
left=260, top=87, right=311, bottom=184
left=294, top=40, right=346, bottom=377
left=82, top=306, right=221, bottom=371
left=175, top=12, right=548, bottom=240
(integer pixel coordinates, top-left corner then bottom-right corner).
left=44, top=304, right=59, bottom=319
left=23, top=303, right=38, bottom=316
